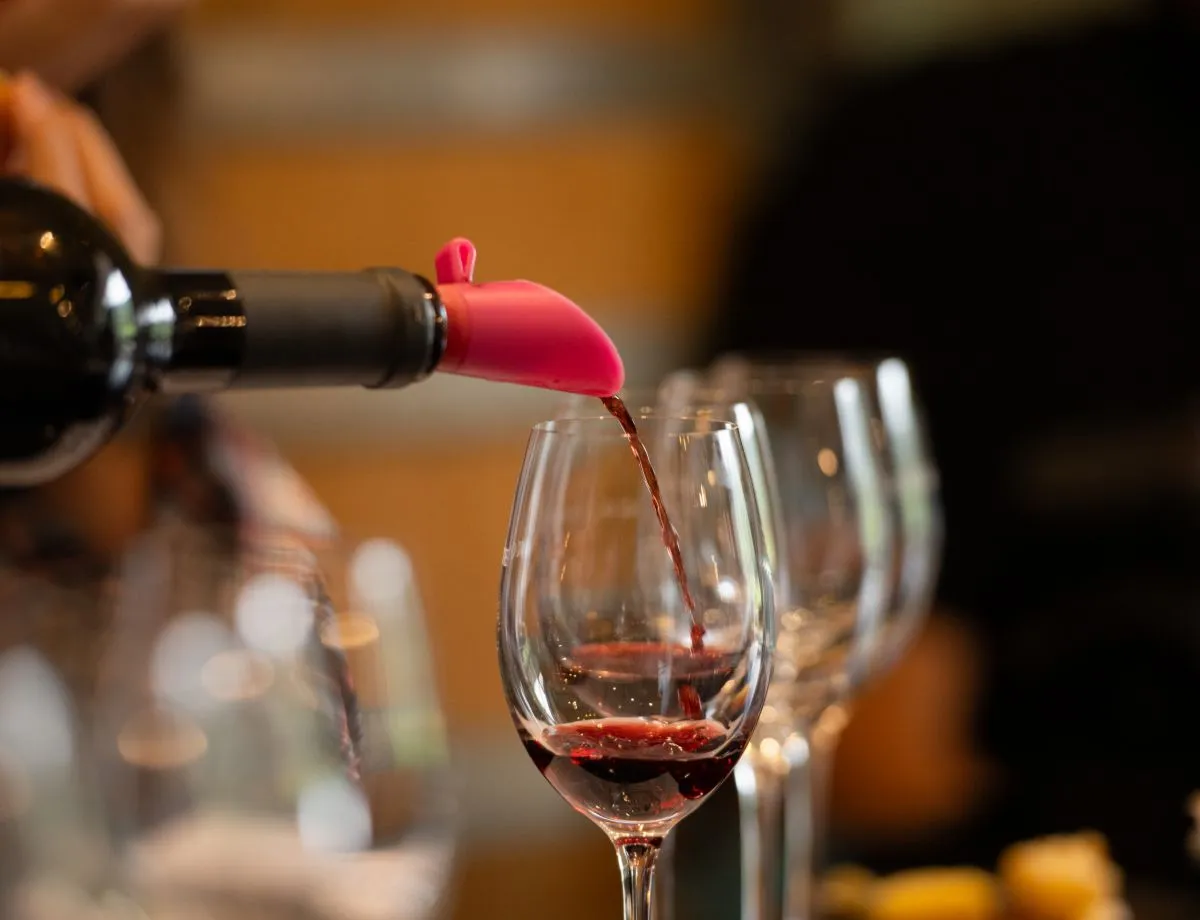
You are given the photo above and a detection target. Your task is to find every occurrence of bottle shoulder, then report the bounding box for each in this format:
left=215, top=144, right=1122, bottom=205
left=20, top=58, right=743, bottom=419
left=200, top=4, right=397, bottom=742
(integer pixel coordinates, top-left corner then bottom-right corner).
left=0, top=178, right=143, bottom=486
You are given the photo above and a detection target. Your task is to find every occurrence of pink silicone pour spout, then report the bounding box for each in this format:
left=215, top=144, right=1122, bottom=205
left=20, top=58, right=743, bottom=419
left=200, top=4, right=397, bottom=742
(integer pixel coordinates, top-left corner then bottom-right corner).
left=432, top=237, right=625, bottom=397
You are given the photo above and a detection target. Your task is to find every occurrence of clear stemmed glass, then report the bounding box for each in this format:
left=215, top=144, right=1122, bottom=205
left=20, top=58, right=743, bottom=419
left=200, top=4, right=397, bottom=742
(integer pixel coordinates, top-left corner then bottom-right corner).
left=555, top=381, right=788, bottom=920
left=0, top=525, right=458, bottom=920
left=709, top=358, right=895, bottom=920
left=498, top=414, right=775, bottom=920
left=793, top=357, right=943, bottom=911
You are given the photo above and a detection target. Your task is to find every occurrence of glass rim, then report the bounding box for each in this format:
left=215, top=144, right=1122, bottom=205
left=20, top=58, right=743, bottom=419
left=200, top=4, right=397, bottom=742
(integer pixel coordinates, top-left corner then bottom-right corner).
left=532, top=412, right=742, bottom=435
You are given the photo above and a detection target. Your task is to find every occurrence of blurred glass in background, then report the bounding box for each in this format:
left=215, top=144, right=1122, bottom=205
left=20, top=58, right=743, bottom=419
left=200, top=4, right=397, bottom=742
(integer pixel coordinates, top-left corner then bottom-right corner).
left=0, top=519, right=455, bottom=918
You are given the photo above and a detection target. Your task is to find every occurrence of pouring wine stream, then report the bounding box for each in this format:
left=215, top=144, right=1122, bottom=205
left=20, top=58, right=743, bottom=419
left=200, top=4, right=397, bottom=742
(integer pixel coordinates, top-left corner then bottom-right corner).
left=600, top=396, right=707, bottom=720
left=435, top=239, right=708, bottom=716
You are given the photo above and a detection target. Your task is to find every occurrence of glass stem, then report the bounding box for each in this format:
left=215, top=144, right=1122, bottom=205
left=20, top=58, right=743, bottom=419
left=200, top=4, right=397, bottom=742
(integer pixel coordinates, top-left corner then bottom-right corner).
left=784, top=705, right=850, bottom=920
left=780, top=743, right=815, bottom=920
left=809, top=704, right=850, bottom=879
left=616, top=838, right=662, bottom=920
left=736, top=730, right=810, bottom=920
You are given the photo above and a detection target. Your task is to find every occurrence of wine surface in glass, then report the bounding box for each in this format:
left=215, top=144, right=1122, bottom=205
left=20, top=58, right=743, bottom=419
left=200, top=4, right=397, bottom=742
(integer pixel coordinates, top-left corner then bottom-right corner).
left=521, top=717, right=748, bottom=832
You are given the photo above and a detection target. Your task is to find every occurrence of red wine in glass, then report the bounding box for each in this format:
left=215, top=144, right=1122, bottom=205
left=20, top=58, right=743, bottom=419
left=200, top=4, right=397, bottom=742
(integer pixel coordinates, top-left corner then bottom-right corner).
left=521, top=717, right=748, bottom=831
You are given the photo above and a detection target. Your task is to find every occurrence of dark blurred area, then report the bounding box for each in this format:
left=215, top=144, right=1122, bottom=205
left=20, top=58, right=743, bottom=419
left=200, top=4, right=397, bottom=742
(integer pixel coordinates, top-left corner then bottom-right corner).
left=6, top=0, right=1200, bottom=916
left=696, top=0, right=1200, bottom=916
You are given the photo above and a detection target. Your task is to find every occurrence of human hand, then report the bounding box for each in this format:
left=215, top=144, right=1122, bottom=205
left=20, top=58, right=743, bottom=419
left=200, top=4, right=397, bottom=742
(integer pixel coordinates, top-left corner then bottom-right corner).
left=0, top=0, right=192, bottom=93
left=1, top=70, right=162, bottom=263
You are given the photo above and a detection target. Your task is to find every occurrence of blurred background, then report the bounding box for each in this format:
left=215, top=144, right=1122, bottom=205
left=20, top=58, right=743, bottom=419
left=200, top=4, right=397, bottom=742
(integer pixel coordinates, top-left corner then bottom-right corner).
left=74, top=0, right=1183, bottom=916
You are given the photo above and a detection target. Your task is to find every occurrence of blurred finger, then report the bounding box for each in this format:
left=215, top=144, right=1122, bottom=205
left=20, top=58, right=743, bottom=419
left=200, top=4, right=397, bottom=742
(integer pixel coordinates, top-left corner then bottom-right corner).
left=7, top=72, right=90, bottom=208
left=66, top=101, right=162, bottom=264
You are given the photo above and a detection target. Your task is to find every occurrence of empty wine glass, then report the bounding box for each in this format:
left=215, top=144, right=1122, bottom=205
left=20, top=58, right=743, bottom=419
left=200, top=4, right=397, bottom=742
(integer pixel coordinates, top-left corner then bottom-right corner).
left=792, top=357, right=943, bottom=912
left=710, top=357, right=894, bottom=920
left=498, top=414, right=775, bottom=920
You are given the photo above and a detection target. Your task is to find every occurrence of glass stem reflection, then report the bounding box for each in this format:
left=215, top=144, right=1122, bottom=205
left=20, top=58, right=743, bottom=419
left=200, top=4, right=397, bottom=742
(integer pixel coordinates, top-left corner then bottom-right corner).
left=799, top=703, right=851, bottom=899
left=736, top=730, right=811, bottom=920
left=616, top=839, right=661, bottom=920
left=782, top=703, right=851, bottom=920
left=783, top=745, right=817, bottom=920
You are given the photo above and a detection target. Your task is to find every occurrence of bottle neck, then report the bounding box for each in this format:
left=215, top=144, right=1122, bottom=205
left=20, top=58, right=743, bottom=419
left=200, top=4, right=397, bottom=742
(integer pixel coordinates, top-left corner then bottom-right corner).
left=146, top=267, right=448, bottom=393
left=149, top=270, right=246, bottom=393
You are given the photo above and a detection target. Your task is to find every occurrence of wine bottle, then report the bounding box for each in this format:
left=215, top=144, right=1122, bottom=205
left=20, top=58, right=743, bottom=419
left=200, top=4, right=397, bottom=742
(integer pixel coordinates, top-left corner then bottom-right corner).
left=0, top=178, right=624, bottom=487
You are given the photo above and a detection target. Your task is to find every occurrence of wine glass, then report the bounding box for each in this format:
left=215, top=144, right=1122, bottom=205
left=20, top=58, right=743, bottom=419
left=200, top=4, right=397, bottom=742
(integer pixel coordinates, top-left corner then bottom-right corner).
left=794, top=357, right=942, bottom=912
left=555, top=379, right=788, bottom=920
left=746, top=357, right=941, bottom=684
left=0, top=521, right=458, bottom=919
left=498, top=413, right=775, bottom=920
left=709, top=357, right=895, bottom=920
